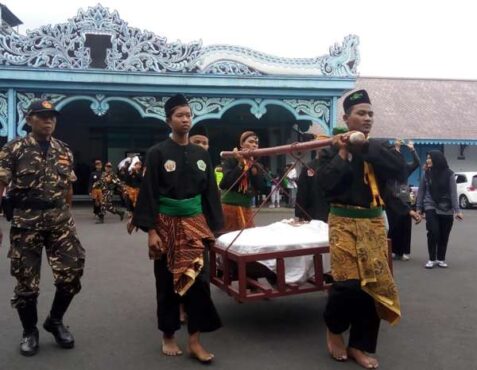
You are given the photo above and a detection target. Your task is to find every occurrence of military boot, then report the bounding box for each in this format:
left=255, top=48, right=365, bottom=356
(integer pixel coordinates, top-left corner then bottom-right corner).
left=43, top=316, right=74, bottom=348
left=17, top=302, right=39, bottom=356
left=20, top=328, right=39, bottom=356
left=43, top=291, right=75, bottom=349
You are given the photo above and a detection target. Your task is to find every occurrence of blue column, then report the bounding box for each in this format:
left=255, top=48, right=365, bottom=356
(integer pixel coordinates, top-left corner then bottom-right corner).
left=7, top=89, right=16, bottom=141
left=330, top=96, right=338, bottom=134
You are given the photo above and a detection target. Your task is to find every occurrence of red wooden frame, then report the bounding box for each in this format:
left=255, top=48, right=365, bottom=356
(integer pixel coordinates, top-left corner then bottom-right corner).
left=210, top=243, right=331, bottom=302
left=210, top=240, right=393, bottom=302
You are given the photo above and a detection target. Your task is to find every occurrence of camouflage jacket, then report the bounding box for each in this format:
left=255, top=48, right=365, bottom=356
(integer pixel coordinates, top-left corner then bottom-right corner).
left=93, top=172, right=124, bottom=194
left=0, top=134, right=76, bottom=230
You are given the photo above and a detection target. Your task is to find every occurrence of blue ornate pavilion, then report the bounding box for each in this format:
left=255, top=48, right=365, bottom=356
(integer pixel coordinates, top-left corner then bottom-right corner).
left=0, top=4, right=359, bottom=193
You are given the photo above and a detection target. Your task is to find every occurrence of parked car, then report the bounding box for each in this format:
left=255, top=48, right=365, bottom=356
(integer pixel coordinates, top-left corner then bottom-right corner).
left=455, top=172, right=477, bottom=209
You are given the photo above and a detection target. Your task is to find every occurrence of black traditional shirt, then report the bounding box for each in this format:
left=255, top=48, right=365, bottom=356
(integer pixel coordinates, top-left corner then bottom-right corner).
left=88, top=170, right=102, bottom=193
left=295, top=158, right=329, bottom=222
left=219, top=158, right=264, bottom=194
left=132, top=138, right=223, bottom=232
left=317, top=139, right=405, bottom=208
left=126, top=171, right=142, bottom=188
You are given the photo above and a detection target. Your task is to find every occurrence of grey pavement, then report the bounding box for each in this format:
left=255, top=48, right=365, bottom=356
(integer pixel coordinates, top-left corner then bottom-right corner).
left=0, top=206, right=476, bottom=370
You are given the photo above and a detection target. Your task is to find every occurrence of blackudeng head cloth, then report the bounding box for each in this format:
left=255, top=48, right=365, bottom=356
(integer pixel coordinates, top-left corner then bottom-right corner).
left=343, top=89, right=371, bottom=112
left=189, top=124, right=208, bottom=138
left=239, top=131, right=258, bottom=146
left=165, top=94, right=189, bottom=118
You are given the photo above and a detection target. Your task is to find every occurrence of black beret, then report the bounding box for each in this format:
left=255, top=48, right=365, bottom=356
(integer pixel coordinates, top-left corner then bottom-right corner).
left=343, top=89, right=371, bottom=112
left=164, top=94, right=189, bottom=117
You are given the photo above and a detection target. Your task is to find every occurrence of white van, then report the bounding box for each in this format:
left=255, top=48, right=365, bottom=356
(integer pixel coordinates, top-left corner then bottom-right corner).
left=455, top=172, right=477, bottom=209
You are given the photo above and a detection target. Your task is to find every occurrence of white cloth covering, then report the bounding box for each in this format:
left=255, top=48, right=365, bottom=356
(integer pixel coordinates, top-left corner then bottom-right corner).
left=216, top=220, right=330, bottom=284
left=128, top=156, right=141, bottom=173
left=117, top=157, right=132, bottom=171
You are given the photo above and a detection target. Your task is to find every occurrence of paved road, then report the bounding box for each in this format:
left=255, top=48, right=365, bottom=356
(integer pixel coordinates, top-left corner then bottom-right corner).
left=0, top=206, right=476, bottom=370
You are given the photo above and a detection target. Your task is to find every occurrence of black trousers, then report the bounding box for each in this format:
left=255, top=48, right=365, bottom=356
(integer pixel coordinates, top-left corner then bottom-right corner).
left=425, top=210, right=454, bottom=261
left=387, top=209, right=412, bottom=256
left=154, top=256, right=221, bottom=336
left=324, top=280, right=380, bottom=353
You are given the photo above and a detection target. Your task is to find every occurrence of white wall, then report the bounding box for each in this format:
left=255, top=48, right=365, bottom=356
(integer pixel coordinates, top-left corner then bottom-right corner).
left=445, top=145, right=477, bottom=172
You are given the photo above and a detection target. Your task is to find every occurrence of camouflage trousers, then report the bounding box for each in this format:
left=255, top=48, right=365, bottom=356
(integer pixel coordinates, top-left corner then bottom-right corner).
left=8, top=218, right=85, bottom=308
left=99, top=191, right=123, bottom=218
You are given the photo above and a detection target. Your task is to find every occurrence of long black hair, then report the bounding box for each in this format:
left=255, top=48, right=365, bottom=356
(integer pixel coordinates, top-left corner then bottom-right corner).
left=426, top=150, right=453, bottom=201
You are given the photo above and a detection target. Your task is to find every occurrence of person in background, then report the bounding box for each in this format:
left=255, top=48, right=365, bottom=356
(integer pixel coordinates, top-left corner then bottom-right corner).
left=416, top=150, right=463, bottom=269
left=88, top=159, right=103, bottom=219
left=124, top=156, right=143, bottom=214
left=285, top=163, right=298, bottom=208
left=219, top=131, right=263, bottom=232
left=94, top=162, right=126, bottom=223
left=214, top=166, right=223, bottom=188
left=386, top=139, right=421, bottom=261
left=269, top=173, right=281, bottom=208
left=189, top=125, right=209, bottom=151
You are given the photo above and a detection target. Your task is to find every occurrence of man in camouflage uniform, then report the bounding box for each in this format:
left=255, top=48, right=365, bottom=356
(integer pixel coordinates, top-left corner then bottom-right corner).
left=0, top=100, right=85, bottom=356
left=93, top=161, right=126, bottom=223
left=88, top=159, right=103, bottom=219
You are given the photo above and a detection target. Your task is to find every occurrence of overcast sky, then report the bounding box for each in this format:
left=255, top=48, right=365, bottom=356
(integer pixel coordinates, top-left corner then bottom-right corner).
left=7, top=0, right=476, bottom=80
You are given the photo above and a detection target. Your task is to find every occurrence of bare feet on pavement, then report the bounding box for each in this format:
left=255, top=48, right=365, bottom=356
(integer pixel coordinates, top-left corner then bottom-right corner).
left=348, top=347, right=379, bottom=369
left=162, top=336, right=183, bottom=356
left=326, top=329, right=347, bottom=361
left=188, top=333, right=214, bottom=363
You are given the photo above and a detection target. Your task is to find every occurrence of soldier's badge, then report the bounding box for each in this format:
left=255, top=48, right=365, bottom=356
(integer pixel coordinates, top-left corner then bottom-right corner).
left=197, top=160, right=206, bottom=171
left=307, top=169, right=315, bottom=177
left=42, top=101, right=53, bottom=109
left=164, top=160, right=176, bottom=172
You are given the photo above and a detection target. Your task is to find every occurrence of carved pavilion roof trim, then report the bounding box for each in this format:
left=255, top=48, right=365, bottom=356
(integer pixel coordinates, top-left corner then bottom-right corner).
left=0, top=4, right=359, bottom=77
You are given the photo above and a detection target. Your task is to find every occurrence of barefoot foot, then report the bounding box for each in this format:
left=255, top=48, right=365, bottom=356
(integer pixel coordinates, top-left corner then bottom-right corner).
left=162, top=336, right=183, bottom=356
left=326, top=329, right=347, bottom=361
left=348, top=347, right=379, bottom=369
left=188, top=333, right=214, bottom=363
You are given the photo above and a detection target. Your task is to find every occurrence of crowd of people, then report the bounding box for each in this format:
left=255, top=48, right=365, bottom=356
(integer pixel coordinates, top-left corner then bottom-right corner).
left=0, top=90, right=464, bottom=369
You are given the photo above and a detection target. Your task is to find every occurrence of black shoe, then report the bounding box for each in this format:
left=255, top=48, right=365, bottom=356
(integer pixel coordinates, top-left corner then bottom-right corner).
left=95, top=216, right=104, bottom=224
left=20, top=328, right=39, bottom=356
left=119, top=211, right=125, bottom=221
left=43, top=316, right=75, bottom=349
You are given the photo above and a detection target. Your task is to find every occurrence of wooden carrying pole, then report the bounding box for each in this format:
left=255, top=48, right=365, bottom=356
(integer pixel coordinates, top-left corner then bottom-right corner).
left=220, top=138, right=333, bottom=159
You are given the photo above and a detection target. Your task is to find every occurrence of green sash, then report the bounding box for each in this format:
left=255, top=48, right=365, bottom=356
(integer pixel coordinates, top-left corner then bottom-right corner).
left=157, top=195, right=202, bottom=217
left=221, top=191, right=253, bottom=208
